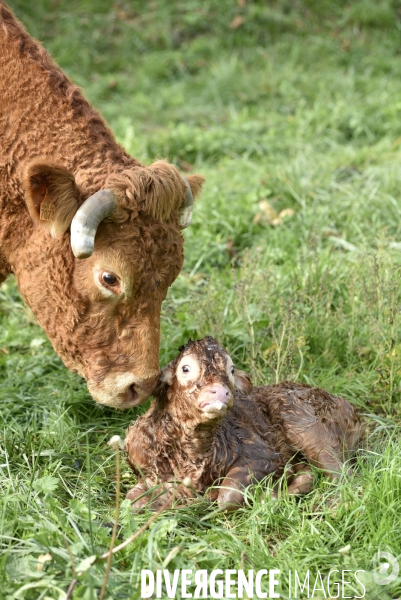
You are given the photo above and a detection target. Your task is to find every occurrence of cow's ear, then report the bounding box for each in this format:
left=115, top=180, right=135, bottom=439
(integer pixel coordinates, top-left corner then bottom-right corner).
left=22, top=159, right=80, bottom=237
left=234, top=369, right=253, bottom=394
left=185, top=174, right=204, bottom=199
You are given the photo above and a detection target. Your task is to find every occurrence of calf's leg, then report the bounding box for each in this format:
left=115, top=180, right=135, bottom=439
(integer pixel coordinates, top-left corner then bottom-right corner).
left=286, top=464, right=314, bottom=495
left=126, top=482, right=155, bottom=512
left=127, top=480, right=195, bottom=512
left=217, top=468, right=251, bottom=511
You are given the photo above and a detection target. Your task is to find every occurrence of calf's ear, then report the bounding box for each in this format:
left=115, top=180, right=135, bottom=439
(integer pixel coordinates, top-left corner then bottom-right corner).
left=159, top=361, right=175, bottom=386
left=234, top=369, right=253, bottom=394
left=22, top=158, right=80, bottom=237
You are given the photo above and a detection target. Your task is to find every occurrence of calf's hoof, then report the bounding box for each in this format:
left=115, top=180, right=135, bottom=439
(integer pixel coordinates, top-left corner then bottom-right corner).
left=217, top=488, right=245, bottom=512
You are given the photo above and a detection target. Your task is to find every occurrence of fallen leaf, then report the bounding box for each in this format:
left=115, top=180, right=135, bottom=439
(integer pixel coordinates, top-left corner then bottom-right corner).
left=0, top=348, right=8, bottom=354
left=253, top=202, right=295, bottom=226
left=259, top=199, right=278, bottom=217
left=37, top=553, right=52, bottom=572
left=230, top=15, right=244, bottom=30
left=271, top=207, right=295, bottom=225
left=278, top=208, right=295, bottom=219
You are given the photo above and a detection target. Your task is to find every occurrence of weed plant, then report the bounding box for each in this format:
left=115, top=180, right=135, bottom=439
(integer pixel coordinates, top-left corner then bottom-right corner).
left=1, top=1, right=401, bottom=598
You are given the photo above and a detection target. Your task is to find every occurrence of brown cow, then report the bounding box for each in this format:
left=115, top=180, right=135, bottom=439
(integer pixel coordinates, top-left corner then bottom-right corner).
left=125, top=337, right=362, bottom=511
left=0, top=3, right=203, bottom=408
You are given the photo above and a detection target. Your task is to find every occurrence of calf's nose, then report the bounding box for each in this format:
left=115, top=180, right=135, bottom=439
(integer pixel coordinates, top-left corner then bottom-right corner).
left=208, top=384, right=231, bottom=405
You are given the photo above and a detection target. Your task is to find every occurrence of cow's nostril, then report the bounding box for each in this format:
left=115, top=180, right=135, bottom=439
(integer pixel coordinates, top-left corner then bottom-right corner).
left=127, top=384, right=139, bottom=404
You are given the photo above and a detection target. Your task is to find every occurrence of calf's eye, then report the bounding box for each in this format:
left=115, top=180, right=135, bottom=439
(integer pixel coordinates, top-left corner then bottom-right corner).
left=230, top=366, right=235, bottom=375
left=182, top=365, right=191, bottom=373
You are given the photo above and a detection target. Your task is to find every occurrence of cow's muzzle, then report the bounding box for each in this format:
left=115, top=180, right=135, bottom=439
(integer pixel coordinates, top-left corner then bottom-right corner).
left=87, top=372, right=159, bottom=409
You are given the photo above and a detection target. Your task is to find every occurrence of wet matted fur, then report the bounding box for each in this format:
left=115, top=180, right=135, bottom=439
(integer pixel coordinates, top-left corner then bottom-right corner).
left=125, top=337, right=362, bottom=511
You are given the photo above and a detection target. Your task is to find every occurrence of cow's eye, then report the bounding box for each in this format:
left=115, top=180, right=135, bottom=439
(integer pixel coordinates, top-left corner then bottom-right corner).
left=230, top=366, right=235, bottom=375
left=94, top=269, right=122, bottom=297
left=100, top=272, right=118, bottom=287
left=182, top=365, right=191, bottom=373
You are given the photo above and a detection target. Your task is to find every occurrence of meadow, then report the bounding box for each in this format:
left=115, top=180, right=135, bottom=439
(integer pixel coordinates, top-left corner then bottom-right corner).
left=1, top=0, right=401, bottom=597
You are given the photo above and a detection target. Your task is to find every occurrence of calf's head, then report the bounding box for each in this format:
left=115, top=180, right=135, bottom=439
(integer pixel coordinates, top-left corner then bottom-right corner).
left=18, top=158, right=203, bottom=408
left=156, top=337, right=252, bottom=426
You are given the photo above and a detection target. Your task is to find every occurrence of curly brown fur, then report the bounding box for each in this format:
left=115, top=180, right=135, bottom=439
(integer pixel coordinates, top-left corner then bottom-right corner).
left=0, top=3, right=204, bottom=407
left=125, top=337, right=362, bottom=511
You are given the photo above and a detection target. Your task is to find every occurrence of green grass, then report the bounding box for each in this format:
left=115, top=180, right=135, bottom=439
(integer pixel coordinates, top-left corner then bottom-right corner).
left=2, top=0, right=401, bottom=597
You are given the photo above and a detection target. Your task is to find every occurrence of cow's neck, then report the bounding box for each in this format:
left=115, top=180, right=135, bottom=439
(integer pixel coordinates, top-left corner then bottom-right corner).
left=0, top=3, right=138, bottom=264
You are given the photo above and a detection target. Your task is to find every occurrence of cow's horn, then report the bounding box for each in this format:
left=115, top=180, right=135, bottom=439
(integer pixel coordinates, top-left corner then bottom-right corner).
left=178, top=178, right=194, bottom=229
left=70, top=189, right=117, bottom=259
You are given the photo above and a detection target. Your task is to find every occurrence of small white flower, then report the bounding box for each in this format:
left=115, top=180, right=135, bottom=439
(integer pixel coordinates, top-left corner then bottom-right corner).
left=108, top=435, right=123, bottom=450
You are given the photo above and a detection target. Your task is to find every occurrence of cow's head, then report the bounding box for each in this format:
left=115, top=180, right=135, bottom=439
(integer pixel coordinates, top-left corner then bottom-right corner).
left=19, top=158, right=204, bottom=408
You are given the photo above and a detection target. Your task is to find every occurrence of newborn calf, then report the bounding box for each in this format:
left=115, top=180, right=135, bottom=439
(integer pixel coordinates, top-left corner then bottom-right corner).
left=124, top=337, right=362, bottom=511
